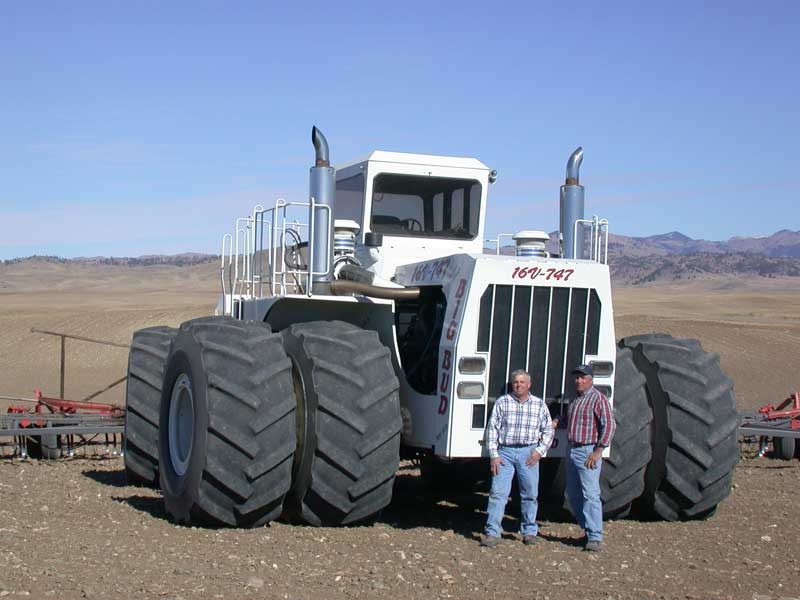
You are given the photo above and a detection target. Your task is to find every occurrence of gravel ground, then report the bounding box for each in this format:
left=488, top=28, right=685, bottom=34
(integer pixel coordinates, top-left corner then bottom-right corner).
left=0, top=454, right=798, bottom=600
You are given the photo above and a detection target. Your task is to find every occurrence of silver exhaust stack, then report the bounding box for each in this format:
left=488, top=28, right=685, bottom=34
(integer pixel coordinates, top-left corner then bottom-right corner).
left=309, top=126, right=335, bottom=294
left=559, top=147, right=585, bottom=259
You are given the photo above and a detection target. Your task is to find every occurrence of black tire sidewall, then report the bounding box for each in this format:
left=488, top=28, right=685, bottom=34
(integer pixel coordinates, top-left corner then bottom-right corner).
left=159, top=334, right=209, bottom=520
left=280, top=327, right=318, bottom=520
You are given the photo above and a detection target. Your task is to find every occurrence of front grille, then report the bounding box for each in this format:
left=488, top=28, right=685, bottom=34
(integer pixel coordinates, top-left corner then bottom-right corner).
left=477, top=285, right=601, bottom=402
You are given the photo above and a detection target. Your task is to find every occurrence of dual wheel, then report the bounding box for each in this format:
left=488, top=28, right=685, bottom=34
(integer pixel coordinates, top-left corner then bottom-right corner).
left=542, top=333, right=739, bottom=521
left=123, top=317, right=401, bottom=527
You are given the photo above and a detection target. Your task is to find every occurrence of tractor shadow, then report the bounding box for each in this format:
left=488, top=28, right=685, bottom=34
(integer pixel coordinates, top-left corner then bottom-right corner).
left=380, top=463, right=526, bottom=541
left=81, top=467, right=169, bottom=521
left=82, top=467, right=128, bottom=487
left=111, top=494, right=168, bottom=520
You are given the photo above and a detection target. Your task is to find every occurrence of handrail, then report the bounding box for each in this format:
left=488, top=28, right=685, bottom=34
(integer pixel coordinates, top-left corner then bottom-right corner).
left=485, top=233, right=515, bottom=255
left=220, top=197, right=334, bottom=311
left=572, top=216, right=609, bottom=264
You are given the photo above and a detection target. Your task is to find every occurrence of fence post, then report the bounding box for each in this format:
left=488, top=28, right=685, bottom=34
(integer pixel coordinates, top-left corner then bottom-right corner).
left=60, top=335, right=65, bottom=399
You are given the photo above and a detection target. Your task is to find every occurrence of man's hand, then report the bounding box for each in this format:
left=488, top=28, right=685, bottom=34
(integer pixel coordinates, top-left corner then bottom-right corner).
left=525, top=450, right=542, bottom=466
left=585, top=448, right=603, bottom=469
left=490, top=456, right=504, bottom=476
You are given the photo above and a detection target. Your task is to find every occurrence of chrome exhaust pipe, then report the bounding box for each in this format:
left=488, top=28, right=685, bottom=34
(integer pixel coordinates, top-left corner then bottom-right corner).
left=560, top=147, right=585, bottom=259
left=309, top=126, right=335, bottom=293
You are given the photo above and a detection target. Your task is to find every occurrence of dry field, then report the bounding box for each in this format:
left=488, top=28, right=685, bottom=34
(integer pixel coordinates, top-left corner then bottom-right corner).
left=1, top=259, right=799, bottom=600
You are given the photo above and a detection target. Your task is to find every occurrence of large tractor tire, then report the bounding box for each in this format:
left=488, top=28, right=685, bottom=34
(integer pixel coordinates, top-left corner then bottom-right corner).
left=622, top=333, right=739, bottom=521
left=539, top=346, right=652, bottom=520
left=281, top=320, right=402, bottom=526
left=124, top=326, right=176, bottom=486
left=600, top=346, right=653, bottom=518
left=158, top=317, right=296, bottom=527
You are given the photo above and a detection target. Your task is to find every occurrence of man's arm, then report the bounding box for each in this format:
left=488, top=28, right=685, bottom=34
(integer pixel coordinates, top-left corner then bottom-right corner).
left=485, top=398, right=502, bottom=459
left=585, top=392, right=616, bottom=469
left=534, top=400, right=554, bottom=458
left=595, top=393, right=616, bottom=449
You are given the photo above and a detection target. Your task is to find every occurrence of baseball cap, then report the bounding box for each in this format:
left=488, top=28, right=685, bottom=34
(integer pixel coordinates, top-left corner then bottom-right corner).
left=571, top=364, right=594, bottom=377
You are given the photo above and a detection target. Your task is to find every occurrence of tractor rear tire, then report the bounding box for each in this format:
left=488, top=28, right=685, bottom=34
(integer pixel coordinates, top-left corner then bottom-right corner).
left=539, top=346, right=652, bottom=520
left=773, top=436, right=796, bottom=460
left=282, top=320, right=401, bottom=526
left=622, top=334, right=739, bottom=521
left=124, top=326, right=176, bottom=486
left=158, top=317, right=296, bottom=527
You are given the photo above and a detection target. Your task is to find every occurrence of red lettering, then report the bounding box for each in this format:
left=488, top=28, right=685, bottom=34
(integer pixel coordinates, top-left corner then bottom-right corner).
left=438, top=395, right=448, bottom=415
left=446, top=321, right=457, bottom=340
left=442, top=349, right=452, bottom=370
left=439, top=372, right=449, bottom=393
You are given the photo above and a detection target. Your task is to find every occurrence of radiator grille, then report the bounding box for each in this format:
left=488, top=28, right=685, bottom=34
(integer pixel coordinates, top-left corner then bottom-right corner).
left=477, top=285, right=602, bottom=402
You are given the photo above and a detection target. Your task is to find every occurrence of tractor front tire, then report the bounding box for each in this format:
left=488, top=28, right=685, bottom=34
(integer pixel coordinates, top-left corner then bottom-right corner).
left=282, top=321, right=402, bottom=526
left=622, top=334, right=739, bottom=521
left=158, top=317, right=296, bottom=527
left=124, top=326, right=176, bottom=486
left=539, top=346, right=652, bottom=520
left=600, top=346, right=653, bottom=518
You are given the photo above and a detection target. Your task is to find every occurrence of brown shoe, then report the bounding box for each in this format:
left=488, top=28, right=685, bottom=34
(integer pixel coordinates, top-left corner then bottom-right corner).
left=480, top=535, right=502, bottom=548
left=522, top=535, right=538, bottom=546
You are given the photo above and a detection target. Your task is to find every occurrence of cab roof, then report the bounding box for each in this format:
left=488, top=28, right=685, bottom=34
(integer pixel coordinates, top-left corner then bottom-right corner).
left=337, top=150, right=490, bottom=172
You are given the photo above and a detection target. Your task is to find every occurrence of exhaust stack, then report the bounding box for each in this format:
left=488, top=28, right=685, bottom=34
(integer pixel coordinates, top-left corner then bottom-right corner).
left=309, top=126, right=335, bottom=294
left=559, top=147, right=585, bottom=259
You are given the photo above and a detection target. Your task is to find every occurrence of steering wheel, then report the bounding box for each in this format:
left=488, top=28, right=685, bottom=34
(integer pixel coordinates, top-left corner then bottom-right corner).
left=401, top=218, right=423, bottom=232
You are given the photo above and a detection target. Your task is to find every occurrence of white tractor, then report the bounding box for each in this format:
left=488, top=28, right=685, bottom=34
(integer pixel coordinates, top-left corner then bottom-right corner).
left=123, top=127, right=739, bottom=526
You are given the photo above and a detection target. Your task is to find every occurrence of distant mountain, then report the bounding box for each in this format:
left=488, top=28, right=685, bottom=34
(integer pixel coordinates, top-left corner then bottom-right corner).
left=2, top=253, right=219, bottom=267
left=609, top=252, right=800, bottom=286
left=489, top=229, right=800, bottom=258
left=6, top=230, right=800, bottom=288
left=608, top=229, right=800, bottom=258
left=486, top=229, right=800, bottom=285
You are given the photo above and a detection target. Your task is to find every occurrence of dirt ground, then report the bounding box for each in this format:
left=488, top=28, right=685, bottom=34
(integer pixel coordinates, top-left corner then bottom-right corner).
left=1, top=260, right=799, bottom=599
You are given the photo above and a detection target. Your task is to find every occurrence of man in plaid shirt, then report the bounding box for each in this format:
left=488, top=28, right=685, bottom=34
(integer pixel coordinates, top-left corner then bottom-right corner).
left=481, top=369, right=554, bottom=548
left=553, top=363, right=616, bottom=552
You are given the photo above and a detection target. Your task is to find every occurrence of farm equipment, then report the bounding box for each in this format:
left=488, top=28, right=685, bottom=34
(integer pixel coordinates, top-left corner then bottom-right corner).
left=123, top=126, right=740, bottom=526
left=739, top=392, right=800, bottom=460
left=1, top=389, right=124, bottom=458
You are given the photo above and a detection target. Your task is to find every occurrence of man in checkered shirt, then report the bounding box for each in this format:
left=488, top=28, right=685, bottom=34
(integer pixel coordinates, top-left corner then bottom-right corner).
left=553, top=363, right=616, bottom=552
left=480, top=369, right=554, bottom=548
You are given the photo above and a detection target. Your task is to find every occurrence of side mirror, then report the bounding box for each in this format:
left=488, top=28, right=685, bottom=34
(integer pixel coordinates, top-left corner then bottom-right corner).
left=365, top=232, right=383, bottom=247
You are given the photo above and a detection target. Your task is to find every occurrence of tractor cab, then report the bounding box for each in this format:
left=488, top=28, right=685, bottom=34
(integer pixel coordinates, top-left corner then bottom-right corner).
left=333, top=151, right=492, bottom=282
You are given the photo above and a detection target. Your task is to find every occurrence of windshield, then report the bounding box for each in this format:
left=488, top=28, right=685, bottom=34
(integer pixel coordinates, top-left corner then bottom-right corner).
left=370, top=173, right=481, bottom=239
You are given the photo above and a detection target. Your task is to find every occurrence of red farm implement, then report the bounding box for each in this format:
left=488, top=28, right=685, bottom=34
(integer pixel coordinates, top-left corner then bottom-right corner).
left=1, top=389, right=124, bottom=458
left=739, top=391, right=800, bottom=460
left=0, top=327, right=129, bottom=459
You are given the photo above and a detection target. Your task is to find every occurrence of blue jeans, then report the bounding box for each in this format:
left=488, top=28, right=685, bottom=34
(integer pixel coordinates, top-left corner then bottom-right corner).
left=566, top=444, right=604, bottom=541
left=485, top=445, right=540, bottom=537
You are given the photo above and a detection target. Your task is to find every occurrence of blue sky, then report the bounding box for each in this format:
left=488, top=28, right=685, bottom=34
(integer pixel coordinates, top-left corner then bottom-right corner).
left=1, top=1, right=797, bottom=259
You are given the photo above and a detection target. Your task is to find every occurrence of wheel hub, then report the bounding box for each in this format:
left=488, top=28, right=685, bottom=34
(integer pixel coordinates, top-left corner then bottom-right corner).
left=168, top=373, right=195, bottom=477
